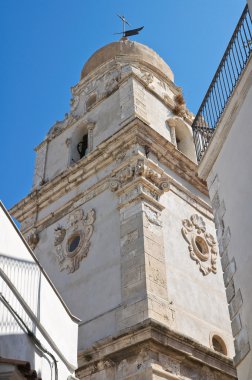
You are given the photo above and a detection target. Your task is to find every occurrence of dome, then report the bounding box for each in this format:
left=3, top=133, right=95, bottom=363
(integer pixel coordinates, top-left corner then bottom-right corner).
left=81, top=39, right=174, bottom=82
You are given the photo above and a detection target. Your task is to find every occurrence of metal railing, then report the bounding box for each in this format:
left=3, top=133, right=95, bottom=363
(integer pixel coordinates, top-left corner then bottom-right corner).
left=192, top=4, right=252, bottom=162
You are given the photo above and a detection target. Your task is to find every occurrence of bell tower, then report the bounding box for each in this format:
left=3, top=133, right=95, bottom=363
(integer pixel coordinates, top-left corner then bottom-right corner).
left=11, top=39, right=236, bottom=379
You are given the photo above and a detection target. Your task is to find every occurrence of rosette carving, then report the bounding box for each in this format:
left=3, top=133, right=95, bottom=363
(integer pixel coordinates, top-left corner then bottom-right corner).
left=181, top=214, right=217, bottom=275
left=54, top=209, right=95, bottom=274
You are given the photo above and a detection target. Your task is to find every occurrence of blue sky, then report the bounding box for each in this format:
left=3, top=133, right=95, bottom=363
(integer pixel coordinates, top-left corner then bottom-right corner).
left=0, top=0, right=246, bottom=209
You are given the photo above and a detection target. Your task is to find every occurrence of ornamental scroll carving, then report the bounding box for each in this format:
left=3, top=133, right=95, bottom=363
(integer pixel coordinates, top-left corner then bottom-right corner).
left=109, top=158, right=170, bottom=194
left=26, top=229, right=39, bottom=250
left=54, top=208, right=95, bottom=274
left=181, top=214, right=217, bottom=275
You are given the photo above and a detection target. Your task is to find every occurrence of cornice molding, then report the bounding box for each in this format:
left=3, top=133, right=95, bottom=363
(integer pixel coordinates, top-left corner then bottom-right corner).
left=11, top=118, right=208, bottom=227
left=77, top=319, right=236, bottom=378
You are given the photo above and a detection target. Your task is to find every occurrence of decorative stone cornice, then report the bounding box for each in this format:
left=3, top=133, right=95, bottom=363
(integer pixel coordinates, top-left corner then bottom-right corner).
left=109, top=157, right=170, bottom=209
left=77, top=319, right=236, bottom=379
left=10, top=118, right=208, bottom=225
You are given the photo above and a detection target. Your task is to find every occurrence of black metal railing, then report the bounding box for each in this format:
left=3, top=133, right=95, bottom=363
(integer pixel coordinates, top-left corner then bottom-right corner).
left=192, top=4, right=252, bottom=162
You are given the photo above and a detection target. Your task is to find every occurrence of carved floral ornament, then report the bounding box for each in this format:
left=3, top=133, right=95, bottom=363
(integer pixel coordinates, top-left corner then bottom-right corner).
left=54, top=208, right=95, bottom=274
left=181, top=214, right=217, bottom=275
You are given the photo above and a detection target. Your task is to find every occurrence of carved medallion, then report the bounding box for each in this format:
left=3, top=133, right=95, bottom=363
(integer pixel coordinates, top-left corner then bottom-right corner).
left=54, top=209, right=95, bottom=274
left=181, top=214, right=217, bottom=275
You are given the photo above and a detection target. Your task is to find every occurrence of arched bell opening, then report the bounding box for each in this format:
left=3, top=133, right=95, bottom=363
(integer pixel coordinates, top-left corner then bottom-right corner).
left=166, top=117, right=197, bottom=163
left=69, top=121, right=95, bottom=165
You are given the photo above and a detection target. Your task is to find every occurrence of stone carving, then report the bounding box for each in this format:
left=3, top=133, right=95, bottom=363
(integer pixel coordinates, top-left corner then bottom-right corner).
left=66, top=113, right=81, bottom=127
left=70, top=95, right=80, bottom=112
left=181, top=214, right=218, bottom=275
left=47, top=121, right=64, bottom=139
left=84, top=79, right=97, bottom=95
left=104, top=76, right=119, bottom=96
left=145, top=206, right=162, bottom=226
left=54, top=208, right=96, bottom=273
left=109, top=159, right=170, bottom=194
left=54, top=226, right=66, bottom=245
left=140, top=69, right=154, bottom=85
left=26, top=230, right=39, bottom=250
left=33, top=142, right=47, bottom=188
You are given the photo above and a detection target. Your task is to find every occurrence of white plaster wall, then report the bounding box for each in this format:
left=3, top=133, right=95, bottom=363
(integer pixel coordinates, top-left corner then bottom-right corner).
left=161, top=190, right=235, bottom=357
left=0, top=202, right=78, bottom=379
left=144, top=86, right=172, bottom=141
left=207, top=81, right=252, bottom=378
left=91, top=90, right=121, bottom=147
left=36, top=190, right=122, bottom=349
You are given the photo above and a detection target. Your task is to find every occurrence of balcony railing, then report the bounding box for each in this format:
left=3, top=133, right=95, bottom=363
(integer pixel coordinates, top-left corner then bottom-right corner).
left=192, top=4, right=252, bottom=162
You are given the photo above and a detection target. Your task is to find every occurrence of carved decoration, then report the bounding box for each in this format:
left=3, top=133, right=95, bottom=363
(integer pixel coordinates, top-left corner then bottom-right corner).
left=181, top=214, right=217, bottom=275
left=140, top=69, right=154, bottom=85
left=70, top=95, right=80, bottom=112
left=54, top=209, right=95, bottom=274
left=67, top=113, right=81, bottom=127
left=26, top=230, right=39, bottom=250
left=104, top=75, right=119, bottom=96
left=109, top=158, right=170, bottom=194
left=145, top=205, right=162, bottom=226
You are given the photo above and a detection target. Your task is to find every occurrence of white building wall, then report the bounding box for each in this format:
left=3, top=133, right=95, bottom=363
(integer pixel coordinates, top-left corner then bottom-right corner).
left=0, top=201, right=79, bottom=379
left=162, top=190, right=234, bottom=356
left=198, top=57, right=252, bottom=379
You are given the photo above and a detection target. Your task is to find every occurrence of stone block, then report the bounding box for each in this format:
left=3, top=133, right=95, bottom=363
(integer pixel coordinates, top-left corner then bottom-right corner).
left=223, top=257, right=236, bottom=287
left=229, top=288, right=243, bottom=320
left=226, top=278, right=235, bottom=303
left=121, top=235, right=144, bottom=256
left=120, top=213, right=143, bottom=237
left=231, top=313, right=242, bottom=337
left=117, top=311, right=145, bottom=330
left=147, top=280, right=167, bottom=300
left=143, top=226, right=163, bottom=245
left=211, top=191, right=220, bottom=211
left=121, top=229, right=139, bottom=247
left=221, top=249, right=230, bottom=272
left=221, top=226, right=231, bottom=253
left=146, top=255, right=167, bottom=287
left=144, top=237, right=164, bottom=262
left=208, top=174, right=219, bottom=199
left=233, top=328, right=251, bottom=365
left=122, top=265, right=142, bottom=287
left=122, top=278, right=146, bottom=301
left=218, top=200, right=226, bottom=219
left=121, top=251, right=145, bottom=271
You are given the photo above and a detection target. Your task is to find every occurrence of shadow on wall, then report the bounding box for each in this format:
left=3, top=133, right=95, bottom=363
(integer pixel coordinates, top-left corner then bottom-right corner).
left=167, top=117, right=197, bottom=163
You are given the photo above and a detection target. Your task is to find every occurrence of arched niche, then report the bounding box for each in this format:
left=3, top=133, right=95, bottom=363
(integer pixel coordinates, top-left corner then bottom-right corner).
left=69, top=121, right=95, bottom=165
left=166, top=117, right=197, bottom=163
left=210, top=333, right=228, bottom=356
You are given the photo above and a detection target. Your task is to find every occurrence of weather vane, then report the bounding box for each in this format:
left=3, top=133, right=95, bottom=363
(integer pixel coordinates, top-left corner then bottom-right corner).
left=115, top=15, right=144, bottom=37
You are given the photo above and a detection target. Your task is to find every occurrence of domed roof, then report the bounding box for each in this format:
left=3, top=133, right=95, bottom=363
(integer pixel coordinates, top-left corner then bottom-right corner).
left=81, top=39, right=174, bottom=82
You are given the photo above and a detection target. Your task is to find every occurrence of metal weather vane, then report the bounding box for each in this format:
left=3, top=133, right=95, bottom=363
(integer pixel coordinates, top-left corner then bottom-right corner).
left=115, top=15, right=144, bottom=37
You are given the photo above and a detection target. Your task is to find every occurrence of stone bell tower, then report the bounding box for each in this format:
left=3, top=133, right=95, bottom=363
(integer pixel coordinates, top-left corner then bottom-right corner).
left=11, top=39, right=236, bottom=379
